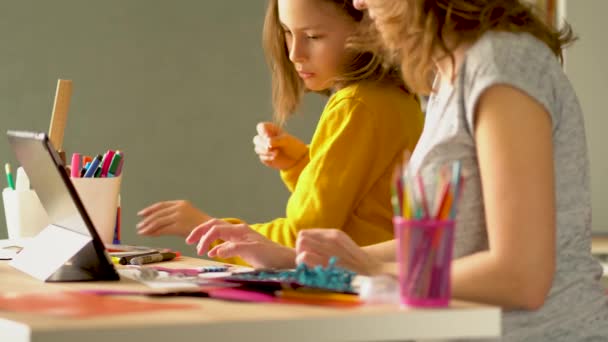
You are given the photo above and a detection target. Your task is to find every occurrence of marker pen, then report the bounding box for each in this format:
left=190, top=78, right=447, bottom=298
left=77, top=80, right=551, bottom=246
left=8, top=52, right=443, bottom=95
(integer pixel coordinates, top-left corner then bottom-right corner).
left=114, top=251, right=159, bottom=265
left=83, top=155, right=102, bottom=178
left=129, top=252, right=178, bottom=265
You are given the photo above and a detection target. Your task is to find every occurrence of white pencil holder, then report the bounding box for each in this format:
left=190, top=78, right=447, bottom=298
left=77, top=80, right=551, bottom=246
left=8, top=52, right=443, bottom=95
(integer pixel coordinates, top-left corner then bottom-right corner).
left=2, top=188, right=50, bottom=239
left=71, top=175, right=122, bottom=244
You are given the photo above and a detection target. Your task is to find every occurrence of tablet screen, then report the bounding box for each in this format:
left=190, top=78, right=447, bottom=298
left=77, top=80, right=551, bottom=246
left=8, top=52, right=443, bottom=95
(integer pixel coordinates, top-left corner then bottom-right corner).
left=7, top=130, right=118, bottom=281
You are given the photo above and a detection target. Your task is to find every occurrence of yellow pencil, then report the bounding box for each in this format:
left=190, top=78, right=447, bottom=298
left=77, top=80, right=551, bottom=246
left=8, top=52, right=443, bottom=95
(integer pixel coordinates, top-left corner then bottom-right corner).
left=403, top=183, right=412, bottom=219
left=278, top=289, right=361, bottom=303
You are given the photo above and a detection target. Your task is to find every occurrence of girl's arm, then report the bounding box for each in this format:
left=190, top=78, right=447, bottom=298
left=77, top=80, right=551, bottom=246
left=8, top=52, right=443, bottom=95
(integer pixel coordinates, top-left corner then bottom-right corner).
left=253, top=99, right=394, bottom=247
left=363, top=239, right=397, bottom=262
left=279, top=152, right=310, bottom=192
left=450, top=84, right=556, bottom=310
left=305, top=84, right=556, bottom=310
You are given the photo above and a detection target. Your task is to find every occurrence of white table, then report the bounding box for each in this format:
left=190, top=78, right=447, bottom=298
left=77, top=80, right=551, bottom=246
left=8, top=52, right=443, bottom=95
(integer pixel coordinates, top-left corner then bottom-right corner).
left=0, top=257, right=501, bottom=342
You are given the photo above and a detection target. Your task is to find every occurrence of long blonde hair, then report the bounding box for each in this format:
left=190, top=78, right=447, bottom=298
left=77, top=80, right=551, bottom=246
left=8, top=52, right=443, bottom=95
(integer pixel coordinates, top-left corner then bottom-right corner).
left=262, top=0, right=405, bottom=124
left=361, top=0, right=576, bottom=95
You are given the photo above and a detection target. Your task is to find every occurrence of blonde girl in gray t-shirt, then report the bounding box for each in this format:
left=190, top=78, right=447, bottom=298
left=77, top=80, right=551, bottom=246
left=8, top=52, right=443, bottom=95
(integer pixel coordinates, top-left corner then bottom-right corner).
left=292, top=0, right=608, bottom=340
left=189, top=0, right=608, bottom=341
left=185, top=0, right=608, bottom=339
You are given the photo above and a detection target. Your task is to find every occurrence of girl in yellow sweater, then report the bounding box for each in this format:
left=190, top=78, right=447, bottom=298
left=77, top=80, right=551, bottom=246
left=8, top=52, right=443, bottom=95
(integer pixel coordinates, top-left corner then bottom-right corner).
left=137, top=0, right=423, bottom=251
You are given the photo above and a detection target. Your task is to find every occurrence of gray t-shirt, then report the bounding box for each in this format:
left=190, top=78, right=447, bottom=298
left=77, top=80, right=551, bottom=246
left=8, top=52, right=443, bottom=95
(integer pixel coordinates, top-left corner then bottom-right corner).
left=409, top=31, right=608, bottom=341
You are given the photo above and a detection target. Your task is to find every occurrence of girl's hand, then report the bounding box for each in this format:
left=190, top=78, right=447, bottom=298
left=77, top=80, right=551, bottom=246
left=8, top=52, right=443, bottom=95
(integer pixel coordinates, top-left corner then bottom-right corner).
left=186, top=219, right=296, bottom=269
left=253, top=122, right=308, bottom=170
left=295, top=229, right=382, bottom=275
left=353, top=0, right=367, bottom=10
left=137, top=200, right=212, bottom=237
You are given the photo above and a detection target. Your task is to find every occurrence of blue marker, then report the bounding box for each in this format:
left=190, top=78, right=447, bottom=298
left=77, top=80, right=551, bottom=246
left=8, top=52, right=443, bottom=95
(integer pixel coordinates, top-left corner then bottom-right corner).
left=83, top=155, right=102, bottom=178
left=199, top=265, right=228, bottom=273
left=80, top=162, right=90, bottom=177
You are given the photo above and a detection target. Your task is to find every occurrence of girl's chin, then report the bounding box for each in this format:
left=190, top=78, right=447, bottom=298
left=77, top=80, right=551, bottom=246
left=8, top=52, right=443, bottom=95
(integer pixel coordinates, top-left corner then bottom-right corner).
left=303, top=79, right=332, bottom=92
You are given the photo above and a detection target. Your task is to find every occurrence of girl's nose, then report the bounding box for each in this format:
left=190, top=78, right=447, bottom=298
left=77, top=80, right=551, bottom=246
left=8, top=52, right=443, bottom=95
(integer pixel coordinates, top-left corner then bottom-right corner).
left=289, top=40, right=306, bottom=63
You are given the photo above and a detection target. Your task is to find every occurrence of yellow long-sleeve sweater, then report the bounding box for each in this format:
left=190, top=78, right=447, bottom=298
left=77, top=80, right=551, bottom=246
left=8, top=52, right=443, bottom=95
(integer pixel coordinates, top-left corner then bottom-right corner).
left=231, top=82, right=423, bottom=249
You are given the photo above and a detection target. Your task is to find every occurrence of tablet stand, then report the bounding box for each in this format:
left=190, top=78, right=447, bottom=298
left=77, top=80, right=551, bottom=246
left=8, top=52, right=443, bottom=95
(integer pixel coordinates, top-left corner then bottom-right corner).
left=9, top=224, right=119, bottom=282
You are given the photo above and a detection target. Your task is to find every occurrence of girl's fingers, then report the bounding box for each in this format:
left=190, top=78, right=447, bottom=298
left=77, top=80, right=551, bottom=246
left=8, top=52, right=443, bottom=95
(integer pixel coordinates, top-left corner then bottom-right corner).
left=136, top=205, right=177, bottom=230
left=295, top=250, right=327, bottom=267
left=296, top=229, right=335, bottom=252
left=257, top=122, right=280, bottom=137
left=137, top=217, right=174, bottom=236
left=196, top=224, right=250, bottom=255
left=296, top=229, right=357, bottom=266
left=320, top=230, right=363, bottom=268
left=267, top=135, right=288, bottom=148
left=212, top=240, right=257, bottom=259
left=255, top=146, right=272, bottom=155
left=259, top=152, right=277, bottom=161
left=186, top=218, right=225, bottom=244
left=353, top=0, right=367, bottom=10
left=253, top=135, right=269, bottom=150
left=299, top=229, right=372, bottom=274
left=207, top=243, right=224, bottom=257
left=137, top=201, right=175, bottom=216
left=212, top=241, right=239, bottom=258
left=296, top=231, right=320, bottom=254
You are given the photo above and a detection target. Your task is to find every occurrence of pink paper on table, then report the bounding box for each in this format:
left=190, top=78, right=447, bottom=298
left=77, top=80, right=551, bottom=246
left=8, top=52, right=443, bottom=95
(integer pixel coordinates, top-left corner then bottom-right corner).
left=0, top=291, right=196, bottom=318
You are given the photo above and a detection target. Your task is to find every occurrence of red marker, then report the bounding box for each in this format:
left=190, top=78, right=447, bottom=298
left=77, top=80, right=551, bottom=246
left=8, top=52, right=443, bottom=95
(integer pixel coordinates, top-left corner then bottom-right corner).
left=100, top=150, right=116, bottom=177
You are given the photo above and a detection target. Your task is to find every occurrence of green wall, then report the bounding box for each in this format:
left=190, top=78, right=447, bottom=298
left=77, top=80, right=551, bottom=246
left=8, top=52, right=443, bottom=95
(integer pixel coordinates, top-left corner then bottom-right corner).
left=0, top=1, right=323, bottom=254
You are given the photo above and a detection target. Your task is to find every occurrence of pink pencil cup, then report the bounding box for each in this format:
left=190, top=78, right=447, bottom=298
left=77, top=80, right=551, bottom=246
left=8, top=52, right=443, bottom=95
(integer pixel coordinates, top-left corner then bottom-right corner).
left=394, top=217, right=455, bottom=308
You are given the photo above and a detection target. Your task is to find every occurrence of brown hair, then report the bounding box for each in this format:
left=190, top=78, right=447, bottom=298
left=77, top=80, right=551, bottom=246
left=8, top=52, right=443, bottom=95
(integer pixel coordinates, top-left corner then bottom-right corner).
left=262, top=0, right=404, bottom=125
left=361, top=0, right=576, bottom=95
